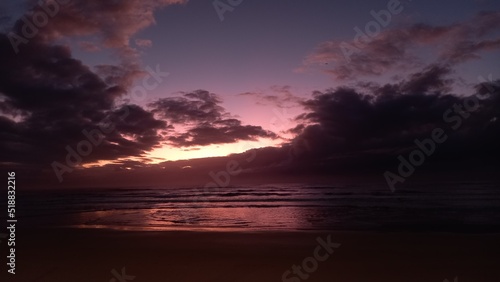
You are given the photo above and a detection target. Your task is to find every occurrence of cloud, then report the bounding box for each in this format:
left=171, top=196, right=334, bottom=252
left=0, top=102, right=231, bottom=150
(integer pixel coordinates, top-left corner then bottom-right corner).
left=149, top=90, right=226, bottom=124
left=0, top=21, right=276, bottom=172
left=149, top=90, right=278, bottom=147
left=7, top=0, right=187, bottom=83
left=7, top=61, right=500, bottom=188
left=91, top=66, right=500, bottom=179
left=55, top=67, right=500, bottom=187
left=0, top=23, right=168, bottom=169
left=0, top=34, right=274, bottom=168
left=286, top=65, right=500, bottom=173
left=239, top=85, right=304, bottom=108
left=302, top=11, right=500, bottom=80
left=12, top=0, right=186, bottom=48
left=167, top=119, right=278, bottom=147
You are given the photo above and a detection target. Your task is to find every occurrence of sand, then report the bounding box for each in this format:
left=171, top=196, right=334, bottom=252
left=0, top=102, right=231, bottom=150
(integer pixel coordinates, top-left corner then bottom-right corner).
left=1, top=228, right=499, bottom=282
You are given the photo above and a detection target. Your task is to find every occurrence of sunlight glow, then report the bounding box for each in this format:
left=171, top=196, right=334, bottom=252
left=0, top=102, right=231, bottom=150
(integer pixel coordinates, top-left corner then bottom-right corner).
left=80, top=139, right=284, bottom=169
left=145, top=139, right=283, bottom=163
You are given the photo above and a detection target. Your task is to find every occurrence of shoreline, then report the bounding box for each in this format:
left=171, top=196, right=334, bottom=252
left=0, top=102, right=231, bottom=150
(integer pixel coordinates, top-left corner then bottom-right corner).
left=13, top=223, right=500, bottom=234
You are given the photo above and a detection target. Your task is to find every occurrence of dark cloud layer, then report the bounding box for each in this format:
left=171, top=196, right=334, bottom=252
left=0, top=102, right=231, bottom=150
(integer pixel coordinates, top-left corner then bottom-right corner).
left=285, top=65, right=500, bottom=177
left=150, top=90, right=226, bottom=124
left=1, top=2, right=499, bottom=187
left=0, top=32, right=168, bottom=169
left=149, top=90, right=278, bottom=147
left=0, top=0, right=186, bottom=172
left=0, top=33, right=276, bottom=171
left=233, top=66, right=500, bottom=184
left=0, top=1, right=276, bottom=178
left=32, top=64, right=500, bottom=188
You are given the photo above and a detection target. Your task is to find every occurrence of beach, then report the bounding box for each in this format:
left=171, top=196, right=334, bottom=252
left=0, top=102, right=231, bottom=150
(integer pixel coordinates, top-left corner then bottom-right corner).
left=1, top=228, right=499, bottom=282
left=1, top=184, right=499, bottom=281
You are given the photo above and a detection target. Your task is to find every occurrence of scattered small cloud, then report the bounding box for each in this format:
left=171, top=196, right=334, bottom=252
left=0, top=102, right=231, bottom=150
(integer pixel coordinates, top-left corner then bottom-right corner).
left=149, top=90, right=278, bottom=147
left=301, top=11, right=500, bottom=80
left=135, top=39, right=153, bottom=48
left=239, top=85, right=304, bottom=108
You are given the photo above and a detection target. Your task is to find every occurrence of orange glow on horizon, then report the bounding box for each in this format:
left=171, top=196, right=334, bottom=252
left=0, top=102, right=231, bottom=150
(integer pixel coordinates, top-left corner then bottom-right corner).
left=81, top=138, right=284, bottom=168
left=145, top=138, right=282, bottom=163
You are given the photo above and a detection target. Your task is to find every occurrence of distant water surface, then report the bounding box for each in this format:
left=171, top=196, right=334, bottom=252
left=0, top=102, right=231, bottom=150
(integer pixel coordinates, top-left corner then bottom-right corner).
left=7, top=182, right=500, bottom=232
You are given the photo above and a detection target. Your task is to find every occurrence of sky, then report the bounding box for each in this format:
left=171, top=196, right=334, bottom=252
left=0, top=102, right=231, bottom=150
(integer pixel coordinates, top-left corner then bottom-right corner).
left=0, top=0, right=499, bottom=188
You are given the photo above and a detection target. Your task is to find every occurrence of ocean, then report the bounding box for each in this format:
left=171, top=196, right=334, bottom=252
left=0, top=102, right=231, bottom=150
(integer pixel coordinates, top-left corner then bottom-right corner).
left=7, top=182, right=500, bottom=232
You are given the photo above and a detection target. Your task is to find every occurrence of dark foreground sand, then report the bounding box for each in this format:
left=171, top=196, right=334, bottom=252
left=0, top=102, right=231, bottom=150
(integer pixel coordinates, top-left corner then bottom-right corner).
left=1, top=228, right=499, bottom=282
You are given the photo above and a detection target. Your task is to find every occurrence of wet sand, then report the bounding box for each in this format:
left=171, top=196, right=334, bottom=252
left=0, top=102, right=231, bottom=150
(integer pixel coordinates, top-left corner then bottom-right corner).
left=1, top=228, right=499, bottom=282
